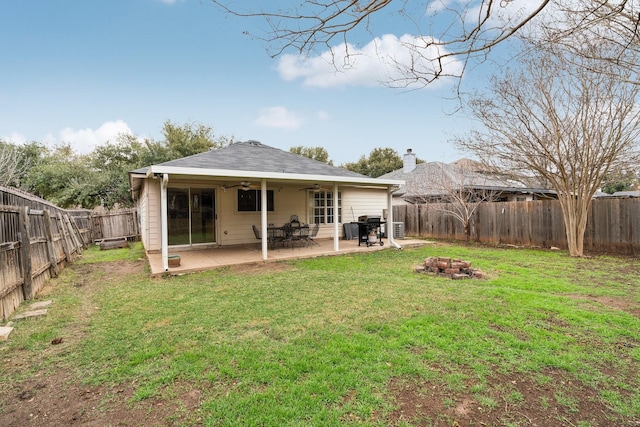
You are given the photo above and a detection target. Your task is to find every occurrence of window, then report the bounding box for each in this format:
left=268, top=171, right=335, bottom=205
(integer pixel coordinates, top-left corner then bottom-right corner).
left=237, top=189, right=274, bottom=211
left=310, top=191, right=342, bottom=224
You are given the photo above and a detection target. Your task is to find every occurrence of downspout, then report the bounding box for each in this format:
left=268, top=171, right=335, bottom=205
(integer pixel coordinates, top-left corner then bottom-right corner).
left=160, top=173, right=169, bottom=271
left=333, top=182, right=340, bottom=252
left=261, top=179, right=268, bottom=261
left=388, top=186, right=402, bottom=249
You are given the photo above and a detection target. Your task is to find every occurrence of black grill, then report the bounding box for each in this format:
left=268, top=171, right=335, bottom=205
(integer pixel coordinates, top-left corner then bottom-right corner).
left=356, top=216, right=385, bottom=246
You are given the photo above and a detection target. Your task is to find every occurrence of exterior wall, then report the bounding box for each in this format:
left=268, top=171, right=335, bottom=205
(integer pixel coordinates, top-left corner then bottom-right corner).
left=137, top=182, right=149, bottom=249
left=139, top=178, right=390, bottom=250
left=217, top=186, right=308, bottom=246
left=142, top=178, right=162, bottom=252
left=341, top=188, right=388, bottom=222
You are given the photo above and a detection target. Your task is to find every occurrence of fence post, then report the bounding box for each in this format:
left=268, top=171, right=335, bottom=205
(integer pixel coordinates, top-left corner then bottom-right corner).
left=43, top=210, right=59, bottom=278
left=64, top=214, right=83, bottom=255
left=57, top=212, right=73, bottom=262
left=18, top=206, right=33, bottom=300
left=68, top=214, right=88, bottom=249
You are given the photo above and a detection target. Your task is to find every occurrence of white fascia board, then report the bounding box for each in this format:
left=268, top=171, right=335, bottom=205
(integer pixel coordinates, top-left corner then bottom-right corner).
left=147, top=165, right=405, bottom=187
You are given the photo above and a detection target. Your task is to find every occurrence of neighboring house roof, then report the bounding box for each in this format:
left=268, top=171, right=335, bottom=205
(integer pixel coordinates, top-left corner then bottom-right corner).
left=594, top=190, right=640, bottom=198
left=130, top=140, right=403, bottom=190
left=380, top=159, right=555, bottom=199
left=380, top=161, right=515, bottom=197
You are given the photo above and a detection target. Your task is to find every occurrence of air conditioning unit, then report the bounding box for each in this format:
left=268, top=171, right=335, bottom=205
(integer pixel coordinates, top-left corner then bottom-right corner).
left=393, top=222, right=405, bottom=239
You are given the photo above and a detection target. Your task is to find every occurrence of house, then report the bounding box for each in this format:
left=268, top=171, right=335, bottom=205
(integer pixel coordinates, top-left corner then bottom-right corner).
left=128, top=140, right=404, bottom=271
left=380, top=149, right=556, bottom=205
left=594, top=190, right=640, bottom=198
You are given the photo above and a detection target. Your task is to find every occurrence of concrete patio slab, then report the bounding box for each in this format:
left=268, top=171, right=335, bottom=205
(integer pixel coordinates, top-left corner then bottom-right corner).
left=146, top=237, right=428, bottom=276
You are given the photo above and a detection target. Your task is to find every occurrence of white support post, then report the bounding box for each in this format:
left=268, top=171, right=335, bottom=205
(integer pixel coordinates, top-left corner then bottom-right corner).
left=333, top=182, right=340, bottom=252
left=161, top=173, right=169, bottom=271
left=261, top=179, right=268, bottom=261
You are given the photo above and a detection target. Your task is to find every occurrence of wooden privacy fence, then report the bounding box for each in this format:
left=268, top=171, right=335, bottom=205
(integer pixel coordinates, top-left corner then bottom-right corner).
left=0, top=186, right=140, bottom=321
left=393, top=198, right=640, bottom=255
left=0, top=206, right=87, bottom=321
left=92, top=210, right=139, bottom=242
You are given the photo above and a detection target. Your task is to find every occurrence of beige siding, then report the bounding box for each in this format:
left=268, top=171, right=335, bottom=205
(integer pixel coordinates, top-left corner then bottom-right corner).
left=143, top=179, right=162, bottom=252
left=342, top=188, right=388, bottom=221
left=139, top=179, right=389, bottom=249
left=137, top=183, right=149, bottom=249
left=218, top=186, right=307, bottom=246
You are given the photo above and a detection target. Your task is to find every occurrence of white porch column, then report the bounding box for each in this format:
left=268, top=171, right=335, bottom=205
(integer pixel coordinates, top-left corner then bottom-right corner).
left=160, top=173, right=169, bottom=271
left=261, top=179, right=268, bottom=261
left=333, top=182, right=340, bottom=252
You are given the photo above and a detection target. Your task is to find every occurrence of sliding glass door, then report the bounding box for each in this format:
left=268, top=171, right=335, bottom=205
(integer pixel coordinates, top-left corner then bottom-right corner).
left=167, top=188, right=216, bottom=246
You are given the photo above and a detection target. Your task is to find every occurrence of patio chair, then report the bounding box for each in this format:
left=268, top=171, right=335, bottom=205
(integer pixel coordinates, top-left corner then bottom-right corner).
left=306, top=223, right=320, bottom=246
left=287, top=218, right=303, bottom=248
left=297, top=225, right=310, bottom=247
left=252, top=225, right=261, bottom=240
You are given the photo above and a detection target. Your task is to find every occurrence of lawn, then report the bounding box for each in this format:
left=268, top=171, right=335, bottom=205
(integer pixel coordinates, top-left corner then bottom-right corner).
left=1, top=241, right=639, bottom=426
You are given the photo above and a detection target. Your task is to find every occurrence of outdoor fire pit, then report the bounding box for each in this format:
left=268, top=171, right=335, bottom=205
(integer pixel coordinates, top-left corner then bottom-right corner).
left=415, top=256, right=484, bottom=279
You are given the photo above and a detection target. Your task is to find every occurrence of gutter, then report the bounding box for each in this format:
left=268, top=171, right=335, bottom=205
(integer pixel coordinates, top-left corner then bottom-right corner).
left=388, top=186, right=403, bottom=250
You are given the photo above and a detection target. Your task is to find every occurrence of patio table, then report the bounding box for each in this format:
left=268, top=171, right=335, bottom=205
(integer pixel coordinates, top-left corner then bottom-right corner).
left=268, top=224, right=310, bottom=248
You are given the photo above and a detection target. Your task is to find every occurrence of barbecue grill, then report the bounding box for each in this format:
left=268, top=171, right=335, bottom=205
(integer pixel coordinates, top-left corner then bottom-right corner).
left=357, top=215, right=385, bottom=247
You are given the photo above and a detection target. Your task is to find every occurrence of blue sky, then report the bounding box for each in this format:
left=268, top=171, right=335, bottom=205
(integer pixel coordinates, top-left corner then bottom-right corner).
left=0, top=0, right=509, bottom=165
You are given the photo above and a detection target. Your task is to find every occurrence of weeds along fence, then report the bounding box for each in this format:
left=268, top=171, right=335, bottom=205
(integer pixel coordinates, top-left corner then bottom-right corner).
left=0, top=186, right=139, bottom=321
left=393, top=198, right=640, bottom=255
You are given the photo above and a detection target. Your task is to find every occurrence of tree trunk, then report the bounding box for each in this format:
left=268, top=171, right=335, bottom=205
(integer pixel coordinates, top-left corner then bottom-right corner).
left=559, top=197, right=590, bottom=257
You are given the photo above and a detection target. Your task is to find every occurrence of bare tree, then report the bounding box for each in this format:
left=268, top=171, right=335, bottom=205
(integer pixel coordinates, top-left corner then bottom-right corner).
left=210, top=1, right=640, bottom=87
left=457, top=40, right=640, bottom=256
left=0, top=141, right=29, bottom=188
left=403, top=161, right=505, bottom=242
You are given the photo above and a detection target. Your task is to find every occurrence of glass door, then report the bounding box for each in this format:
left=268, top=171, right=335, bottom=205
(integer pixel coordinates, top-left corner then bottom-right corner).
left=167, top=187, right=216, bottom=246
left=190, top=189, right=216, bottom=244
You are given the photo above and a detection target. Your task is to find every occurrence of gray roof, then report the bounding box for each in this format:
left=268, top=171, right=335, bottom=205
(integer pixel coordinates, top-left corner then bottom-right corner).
left=594, top=190, right=640, bottom=198
left=380, top=161, right=521, bottom=197
left=132, top=140, right=365, bottom=179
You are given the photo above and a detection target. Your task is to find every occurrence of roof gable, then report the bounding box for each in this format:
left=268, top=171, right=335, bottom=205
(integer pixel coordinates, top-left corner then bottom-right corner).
left=153, top=140, right=365, bottom=179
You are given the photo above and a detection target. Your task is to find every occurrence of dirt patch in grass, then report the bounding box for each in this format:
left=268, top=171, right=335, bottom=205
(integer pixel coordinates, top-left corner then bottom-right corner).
left=226, top=261, right=294, bottom=275
left=0, top=372, right=205, bottom=427
left=564, top=294, right=640, bottom=318
left=386, top=368, right=631, bottom=426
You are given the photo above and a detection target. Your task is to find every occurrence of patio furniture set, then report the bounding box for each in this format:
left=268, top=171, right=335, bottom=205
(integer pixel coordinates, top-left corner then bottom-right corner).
left=253, top=215, right=320, bottom=249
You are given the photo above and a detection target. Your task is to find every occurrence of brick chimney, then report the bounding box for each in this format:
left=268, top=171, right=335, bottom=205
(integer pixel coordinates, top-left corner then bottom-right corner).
left=403, top=148, right=416, bottom=173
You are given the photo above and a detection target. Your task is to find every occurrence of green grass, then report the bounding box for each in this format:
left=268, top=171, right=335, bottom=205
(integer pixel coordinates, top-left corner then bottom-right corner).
left=1, top=242, right=639, bottom=426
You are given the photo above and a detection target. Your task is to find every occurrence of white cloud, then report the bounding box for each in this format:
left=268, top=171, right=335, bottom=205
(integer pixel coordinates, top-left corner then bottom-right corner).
left=277, top=33, right=463, bottom=89
left=3, top=132, right=27, bottom=145
left=43, top=120, right=135, bottom=154
left=254, top=107, right=303, bottom=130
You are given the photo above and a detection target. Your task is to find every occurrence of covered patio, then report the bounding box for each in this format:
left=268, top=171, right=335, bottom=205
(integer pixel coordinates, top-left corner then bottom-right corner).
left=147, top=236, right=427, bottom=276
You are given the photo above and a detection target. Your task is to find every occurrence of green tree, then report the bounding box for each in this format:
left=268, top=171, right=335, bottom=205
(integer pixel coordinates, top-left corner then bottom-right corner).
left=162, top=120, right=231, bottom=160
left=342, top=147, right=403, bottom=178
left=24, top=144, right=93, bottom=208
left=601, top=169, right=639, bottom=194
left=15, top=121, right=235, bottom=209
left=289, top=146, right=333, bottom=165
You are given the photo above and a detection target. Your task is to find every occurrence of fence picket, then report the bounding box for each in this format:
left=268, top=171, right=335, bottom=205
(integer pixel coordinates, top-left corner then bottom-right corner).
left=394, top=198, right=639, bottom=255
left=0, top=186, right=140, bottom=321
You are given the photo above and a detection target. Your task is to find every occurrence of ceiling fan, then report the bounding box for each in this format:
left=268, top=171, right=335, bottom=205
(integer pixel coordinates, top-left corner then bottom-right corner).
left=299, top=183, right=330, bottom=192
left=222, top=181, right=259, bottom=191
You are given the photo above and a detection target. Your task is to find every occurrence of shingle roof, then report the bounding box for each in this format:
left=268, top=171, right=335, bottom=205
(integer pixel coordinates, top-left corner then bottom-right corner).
left=134, top=140, right=365, bottom=179
left=380, top=161, right=517, bottom=197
